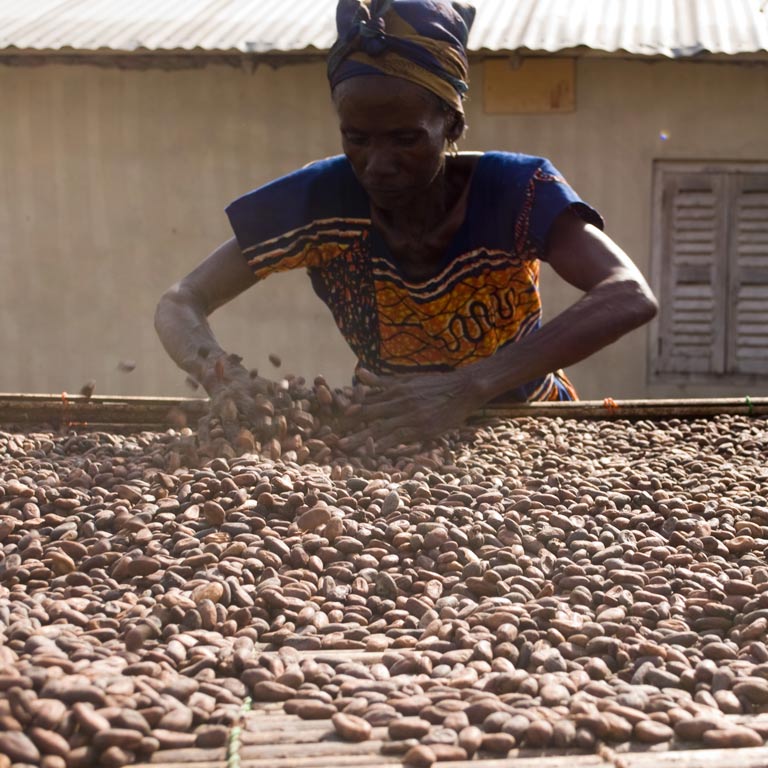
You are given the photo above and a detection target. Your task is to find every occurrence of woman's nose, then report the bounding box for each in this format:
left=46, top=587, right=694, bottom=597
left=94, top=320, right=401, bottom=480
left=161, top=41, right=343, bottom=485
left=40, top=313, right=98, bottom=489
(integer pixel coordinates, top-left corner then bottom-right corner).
left=365, top=147, right=398, bottom=181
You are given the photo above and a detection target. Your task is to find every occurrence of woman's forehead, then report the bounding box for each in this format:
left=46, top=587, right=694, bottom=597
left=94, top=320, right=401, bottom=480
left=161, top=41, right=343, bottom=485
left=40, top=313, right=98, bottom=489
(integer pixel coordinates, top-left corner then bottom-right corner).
left=333, top=75, right=439, bottom=115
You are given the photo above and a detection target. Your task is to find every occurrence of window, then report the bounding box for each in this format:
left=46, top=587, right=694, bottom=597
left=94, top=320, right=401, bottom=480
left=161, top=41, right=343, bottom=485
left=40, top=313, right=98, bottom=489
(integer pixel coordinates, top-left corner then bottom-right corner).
left=651, top=162, right=768, bottom=381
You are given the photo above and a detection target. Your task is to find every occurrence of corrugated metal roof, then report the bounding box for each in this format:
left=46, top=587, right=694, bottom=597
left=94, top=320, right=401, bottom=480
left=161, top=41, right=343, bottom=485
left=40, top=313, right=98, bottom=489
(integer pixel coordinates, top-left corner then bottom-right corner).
left=2, top=0, right=768, bottom=58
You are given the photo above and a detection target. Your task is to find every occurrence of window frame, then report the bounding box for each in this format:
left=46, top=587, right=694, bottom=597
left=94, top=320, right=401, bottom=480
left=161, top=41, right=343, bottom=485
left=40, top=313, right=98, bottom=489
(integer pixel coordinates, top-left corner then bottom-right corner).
left=649, top=160, right=768, bottom=386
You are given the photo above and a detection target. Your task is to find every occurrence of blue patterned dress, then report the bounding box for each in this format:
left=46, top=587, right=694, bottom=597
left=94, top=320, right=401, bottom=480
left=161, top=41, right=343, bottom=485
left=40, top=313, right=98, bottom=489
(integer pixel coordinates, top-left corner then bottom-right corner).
left=226, top=152, right=602, bottom=401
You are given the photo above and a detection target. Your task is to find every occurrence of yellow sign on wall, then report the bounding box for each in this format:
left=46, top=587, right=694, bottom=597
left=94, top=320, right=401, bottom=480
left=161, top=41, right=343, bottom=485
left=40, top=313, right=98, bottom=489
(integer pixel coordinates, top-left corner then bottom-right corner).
left=483, top=57, right=576, bottom=114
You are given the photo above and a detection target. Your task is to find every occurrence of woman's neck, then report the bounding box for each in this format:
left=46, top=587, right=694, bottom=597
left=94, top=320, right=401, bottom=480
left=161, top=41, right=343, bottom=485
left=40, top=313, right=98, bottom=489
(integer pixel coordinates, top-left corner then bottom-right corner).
left=370, top=154, right=478, bottom=279
left=373, top=158, right=464, bottom=234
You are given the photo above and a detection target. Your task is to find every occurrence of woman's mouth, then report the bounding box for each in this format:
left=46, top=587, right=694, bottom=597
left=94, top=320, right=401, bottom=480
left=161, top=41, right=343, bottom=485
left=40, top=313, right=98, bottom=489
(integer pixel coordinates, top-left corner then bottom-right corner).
left=367, top=186, right=409, bottom=207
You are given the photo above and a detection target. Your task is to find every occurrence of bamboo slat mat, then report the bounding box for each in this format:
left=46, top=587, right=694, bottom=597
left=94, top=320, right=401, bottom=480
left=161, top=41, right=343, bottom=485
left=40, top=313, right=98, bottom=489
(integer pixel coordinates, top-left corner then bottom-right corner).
left=132, top=737, right=768, bottom=768
left=129, top=648, right=768, bottom=768
left=6, top=393, right=768, bottom=768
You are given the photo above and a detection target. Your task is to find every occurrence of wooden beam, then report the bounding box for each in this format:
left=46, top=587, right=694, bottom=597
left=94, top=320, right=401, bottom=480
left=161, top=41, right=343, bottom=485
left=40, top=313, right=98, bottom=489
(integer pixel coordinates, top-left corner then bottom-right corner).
left=239, top=739, right=388, bottom=759
left=0, top=392, right=208, bottom=430
left=238, top=757, right=400, bottom=768
left=240, top=725, right=388, bottom=745
left=0, top=393, right=766, bottom=432
left=475, top=396, right=768, bottom=421
left=145, top=747, right=225, bottom=764
left=437, top=757, right=604, bottom=768
left=133, top=763, right=226, bottom=768
left=620, top=745, right=768, bottom=767
left=440, top=745, right=768, bottom=768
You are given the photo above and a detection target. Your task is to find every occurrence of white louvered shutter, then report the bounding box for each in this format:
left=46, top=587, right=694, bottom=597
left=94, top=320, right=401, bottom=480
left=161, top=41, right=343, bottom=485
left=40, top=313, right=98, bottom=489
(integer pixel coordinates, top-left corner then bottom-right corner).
left=727, top=173, right=768, bottom=375
left=658, top=173, right=728, bottom=374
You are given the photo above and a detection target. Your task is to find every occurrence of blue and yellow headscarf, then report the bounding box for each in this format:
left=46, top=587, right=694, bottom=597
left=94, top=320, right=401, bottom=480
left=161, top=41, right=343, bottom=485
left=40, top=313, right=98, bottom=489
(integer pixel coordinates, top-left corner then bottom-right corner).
left=327, top=0, right=476, bottom=113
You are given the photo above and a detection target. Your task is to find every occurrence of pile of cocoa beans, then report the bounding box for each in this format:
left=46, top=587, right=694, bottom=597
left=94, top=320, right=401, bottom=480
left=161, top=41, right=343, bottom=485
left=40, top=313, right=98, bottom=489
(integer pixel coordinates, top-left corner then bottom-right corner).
left=1, top=412, right=768, bottom=768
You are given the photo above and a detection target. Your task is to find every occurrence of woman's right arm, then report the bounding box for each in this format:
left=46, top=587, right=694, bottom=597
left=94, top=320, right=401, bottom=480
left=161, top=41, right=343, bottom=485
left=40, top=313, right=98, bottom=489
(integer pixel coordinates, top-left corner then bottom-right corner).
left=154, top=237, right=259, bottom=393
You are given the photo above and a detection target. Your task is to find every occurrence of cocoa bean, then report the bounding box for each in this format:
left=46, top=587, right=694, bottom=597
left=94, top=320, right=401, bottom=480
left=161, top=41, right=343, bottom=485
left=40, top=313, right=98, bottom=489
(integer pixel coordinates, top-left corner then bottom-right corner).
left=0, top=731, right=40, bottom=763
left=331, top=712, right=372, bottom=742
left=92, top=728, right=144, bottom=751
left=389, top=717, right=431, bottom=739
left=634, top=720, right=674, bottom=743
left=293, top=700, right=337, bottom=720
left=702, top=726, right=763, bottom=748
left=404, top=744, right=437, bottom=767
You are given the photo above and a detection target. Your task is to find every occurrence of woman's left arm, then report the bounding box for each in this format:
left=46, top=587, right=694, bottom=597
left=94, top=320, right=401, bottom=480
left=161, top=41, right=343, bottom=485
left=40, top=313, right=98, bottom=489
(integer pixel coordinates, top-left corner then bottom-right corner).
left=345, top=209, right=658, bottom=450
left=466, top=207, right=659, bottom=402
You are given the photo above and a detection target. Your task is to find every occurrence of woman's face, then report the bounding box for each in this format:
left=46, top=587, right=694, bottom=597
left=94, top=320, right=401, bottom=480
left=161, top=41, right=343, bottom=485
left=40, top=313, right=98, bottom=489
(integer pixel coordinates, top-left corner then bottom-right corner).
left=333, top=76, right=455, bottom=211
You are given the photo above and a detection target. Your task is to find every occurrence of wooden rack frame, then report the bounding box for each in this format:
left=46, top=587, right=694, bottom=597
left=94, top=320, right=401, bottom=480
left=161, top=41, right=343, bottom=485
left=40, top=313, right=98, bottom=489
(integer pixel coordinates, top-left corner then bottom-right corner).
left=0, top=393, right=766, bottom=431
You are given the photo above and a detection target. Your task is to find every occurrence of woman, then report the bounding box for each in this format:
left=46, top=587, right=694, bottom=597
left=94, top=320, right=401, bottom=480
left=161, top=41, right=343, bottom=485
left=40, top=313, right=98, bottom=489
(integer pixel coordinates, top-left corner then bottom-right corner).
left=155, top=0, right=657, bottom=450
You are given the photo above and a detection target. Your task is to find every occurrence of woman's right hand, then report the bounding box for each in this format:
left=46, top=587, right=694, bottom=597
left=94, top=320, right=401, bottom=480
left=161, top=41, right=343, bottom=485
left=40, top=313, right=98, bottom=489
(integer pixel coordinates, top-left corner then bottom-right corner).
left=155, top=237, right=267, bottom=441
left=199, top=352, right=274, bottom=440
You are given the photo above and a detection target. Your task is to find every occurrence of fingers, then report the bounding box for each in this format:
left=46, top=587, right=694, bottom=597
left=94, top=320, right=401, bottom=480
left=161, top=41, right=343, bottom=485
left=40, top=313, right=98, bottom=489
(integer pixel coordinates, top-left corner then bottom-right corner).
left=197, top=414, right=212, bottom=445
left=207, top=374, right=264, bottom=442
left=337, top=427, right=374, bottom=452
left=215, top=395, right=241, bottom=442
left=340, top=387, right=400, bottom=424
left=339, top=390, right=398, bottom=431
left=355, top=399, right=404, bottom=423
left=355, top=367, right=383, bottom=387
left=374, top=426, right=418, bottom=453
left=338, top=413, right=427, bottom=454
left=343, top=403, right=363, bottom=419
left=248, top=373, right=273, bottom=397
left=356, top=372, right=427, bottom=407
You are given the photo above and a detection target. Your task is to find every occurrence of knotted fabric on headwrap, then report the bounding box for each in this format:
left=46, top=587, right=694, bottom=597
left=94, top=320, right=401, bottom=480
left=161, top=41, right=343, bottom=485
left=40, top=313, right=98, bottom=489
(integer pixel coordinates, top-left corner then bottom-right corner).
left=327, top=0, right=475, bottom=113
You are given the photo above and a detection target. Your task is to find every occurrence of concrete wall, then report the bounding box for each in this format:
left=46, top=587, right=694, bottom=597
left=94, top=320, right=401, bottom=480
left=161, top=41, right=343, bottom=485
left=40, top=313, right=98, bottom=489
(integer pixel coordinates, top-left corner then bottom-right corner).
left=1, top=56, right=766, bottom=399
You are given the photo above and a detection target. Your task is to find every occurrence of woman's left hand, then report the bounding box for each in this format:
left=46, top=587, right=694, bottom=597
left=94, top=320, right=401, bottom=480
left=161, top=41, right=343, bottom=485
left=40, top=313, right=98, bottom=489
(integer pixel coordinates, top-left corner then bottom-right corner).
left=339, top=367, right=485, bottom=453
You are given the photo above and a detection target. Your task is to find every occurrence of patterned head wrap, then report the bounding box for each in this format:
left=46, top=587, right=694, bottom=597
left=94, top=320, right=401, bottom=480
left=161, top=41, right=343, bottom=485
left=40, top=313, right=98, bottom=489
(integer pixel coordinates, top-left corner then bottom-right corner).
left=327, top=0, right=476, bottom=114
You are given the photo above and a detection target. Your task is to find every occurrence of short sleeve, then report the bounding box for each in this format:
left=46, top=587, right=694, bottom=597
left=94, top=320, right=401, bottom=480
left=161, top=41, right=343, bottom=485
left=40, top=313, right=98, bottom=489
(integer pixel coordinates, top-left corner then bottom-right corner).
left=476, top=152, right=603, bottom=261
left=225, top=156, right=369, bottom=280
left=525, top=156, right=604, bottom=258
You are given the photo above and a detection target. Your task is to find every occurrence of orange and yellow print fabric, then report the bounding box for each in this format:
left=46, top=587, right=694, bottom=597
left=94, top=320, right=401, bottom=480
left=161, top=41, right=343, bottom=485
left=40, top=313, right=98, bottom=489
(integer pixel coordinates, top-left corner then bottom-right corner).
left=373, top=250, right=541, bottom=369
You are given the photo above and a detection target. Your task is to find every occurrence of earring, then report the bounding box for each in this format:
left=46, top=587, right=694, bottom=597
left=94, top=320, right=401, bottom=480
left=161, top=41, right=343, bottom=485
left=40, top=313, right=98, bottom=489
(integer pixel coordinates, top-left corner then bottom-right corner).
left=447, top=139, right=459, bottom=158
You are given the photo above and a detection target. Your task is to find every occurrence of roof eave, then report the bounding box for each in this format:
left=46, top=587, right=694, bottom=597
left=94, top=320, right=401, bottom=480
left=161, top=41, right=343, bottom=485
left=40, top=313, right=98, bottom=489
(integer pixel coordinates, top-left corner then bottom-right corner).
left=2, top=45, right=767, bottom=63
